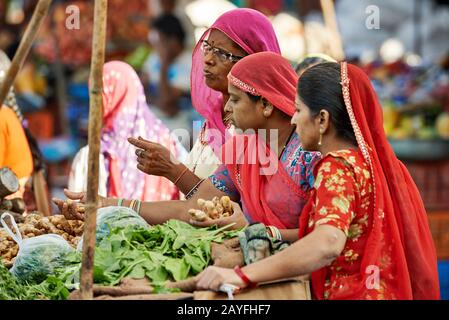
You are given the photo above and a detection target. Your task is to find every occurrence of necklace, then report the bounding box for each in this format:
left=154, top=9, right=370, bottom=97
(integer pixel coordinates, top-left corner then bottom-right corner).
left=278, top=127, right=296, bottom=160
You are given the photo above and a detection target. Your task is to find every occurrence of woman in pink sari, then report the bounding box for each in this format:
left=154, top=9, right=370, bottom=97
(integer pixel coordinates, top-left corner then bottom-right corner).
left=68, top=61, right=185, bottom=201
left=128, top=8, right=283, bottom=196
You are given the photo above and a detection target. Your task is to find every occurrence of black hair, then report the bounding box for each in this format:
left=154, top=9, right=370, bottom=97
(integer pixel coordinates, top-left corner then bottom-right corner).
left=295, top=56, right=330, bottom=75
left=246, top=92, right=261, bottom=103
left=152, top=14, right=186, bottom=45
left=298, top=62, right=357, bottom=146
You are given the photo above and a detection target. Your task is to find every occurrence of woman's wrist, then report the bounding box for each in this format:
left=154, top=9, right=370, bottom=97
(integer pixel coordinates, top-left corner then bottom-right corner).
left=234, top=265, right=257, bottom=289
left=101, top=197, right=117, bottom=208
left=167, top=163, right=186, bottom=182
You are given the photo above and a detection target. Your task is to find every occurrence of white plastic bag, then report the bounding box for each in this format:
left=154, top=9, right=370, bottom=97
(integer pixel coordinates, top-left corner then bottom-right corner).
left=0, top=212, right=74, bottom=284
left=76, top=206, right=149, bottom=251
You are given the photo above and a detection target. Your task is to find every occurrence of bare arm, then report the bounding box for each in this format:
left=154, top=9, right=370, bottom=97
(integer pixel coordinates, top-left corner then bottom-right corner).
left=196, top=225, right=347, bottom=290
left=243, top=225, right=346, bottom=282
left=128, top=137, right=201, bottom=195
left=278, top=229, right=299, bottom=243
left=102, top=179, right=236, bottom=225
left=165, top=163, right=201, bottom=195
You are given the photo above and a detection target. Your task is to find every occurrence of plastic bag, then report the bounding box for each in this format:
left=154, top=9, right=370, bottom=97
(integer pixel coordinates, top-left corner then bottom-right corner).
left=77, top=206, right=149, bottom=251
left=0, top=212, right=74, bottom=284
left=239, top=223, right=289, bottom=265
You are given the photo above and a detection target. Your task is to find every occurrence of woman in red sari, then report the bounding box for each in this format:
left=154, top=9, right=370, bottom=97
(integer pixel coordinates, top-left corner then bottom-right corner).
left=196, top=61, right=440, bottom=300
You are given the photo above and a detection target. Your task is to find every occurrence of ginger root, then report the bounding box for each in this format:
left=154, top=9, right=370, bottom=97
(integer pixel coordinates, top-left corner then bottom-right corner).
left=189, top=196, right=234, bottom=221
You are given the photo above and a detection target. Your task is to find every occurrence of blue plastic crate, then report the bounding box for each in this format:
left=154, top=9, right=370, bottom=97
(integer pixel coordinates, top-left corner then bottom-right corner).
left=68, top=83, right=89, bottom=102
left=38, top=136, right=80, bottom=163
left=438, top=260, right=449, bottom=300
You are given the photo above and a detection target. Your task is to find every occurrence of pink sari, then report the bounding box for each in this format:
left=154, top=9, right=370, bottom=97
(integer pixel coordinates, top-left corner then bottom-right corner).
left=100, top=61, right=180, bottom=201
left=190, top=8, right=281, bottom=152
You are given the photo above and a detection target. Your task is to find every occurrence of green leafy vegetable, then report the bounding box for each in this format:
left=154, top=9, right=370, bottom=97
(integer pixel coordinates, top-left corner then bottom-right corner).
left=3, top=219, right=242, bottom=299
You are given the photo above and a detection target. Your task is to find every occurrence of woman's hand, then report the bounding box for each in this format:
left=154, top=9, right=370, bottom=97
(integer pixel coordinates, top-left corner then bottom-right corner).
left=190, top=202, right=249, bottom=230
left=52, top=189, right=107, bottom=221
left=63, top=189, right=87, bottom=203
left=128, top=136, right=181, bottom=180
left=52, top=189, right=86, bottom=221
left=196, top=266, right=245, bottom=291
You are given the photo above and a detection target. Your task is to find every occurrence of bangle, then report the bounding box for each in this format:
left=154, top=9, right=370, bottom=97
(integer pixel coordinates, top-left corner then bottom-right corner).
left=266, top=226, right=274, bottom=238
left=173, top=166, right=189, bottom=185
left=234, top=265, right=257, bottom=288
left=273, top=226, right=282, bottom=241
left=129, top=199, right=136, bottom=211
left=136, top=200, right=142, bottom=215
left=267, top=225, right=282, bottom=241
left=117, top=198, right=124, bottom=206
left=132, top=200, right=142, bottom=215
left=185, top=179, right=205, bottom=200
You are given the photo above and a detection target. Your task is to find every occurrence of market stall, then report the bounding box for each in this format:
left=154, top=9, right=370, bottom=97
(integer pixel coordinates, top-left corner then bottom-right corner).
left=0, top=1, right=310, bottom=300
left=1, top=0, right=447, bottom=301
left=1, top=174, right=310, bottom=300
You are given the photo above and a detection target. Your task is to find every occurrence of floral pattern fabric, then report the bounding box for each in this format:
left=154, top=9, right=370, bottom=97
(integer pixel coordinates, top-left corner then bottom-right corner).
left=305, top=149, right=396, bottom=300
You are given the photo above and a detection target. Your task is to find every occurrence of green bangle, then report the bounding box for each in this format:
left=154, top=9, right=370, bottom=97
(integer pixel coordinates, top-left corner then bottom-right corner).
left=274, top=227, right=282, bottom=241
left=117, top=198, right=124, bottom=206
left=136, top=200, right=142, bottom=215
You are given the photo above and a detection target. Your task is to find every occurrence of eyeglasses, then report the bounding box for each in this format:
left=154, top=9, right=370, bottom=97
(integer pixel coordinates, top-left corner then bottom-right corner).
left=200, top=40, right=245, bottom=63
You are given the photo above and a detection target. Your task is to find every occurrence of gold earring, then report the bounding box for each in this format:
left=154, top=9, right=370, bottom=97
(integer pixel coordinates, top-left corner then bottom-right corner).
left=318, top=131, right=323, bottom=146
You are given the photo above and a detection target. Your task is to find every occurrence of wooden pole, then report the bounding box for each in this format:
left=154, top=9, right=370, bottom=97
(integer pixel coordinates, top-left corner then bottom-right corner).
left=33, top=169, right=52, bottom=216
left=0, top=0, right=52, bottom=106
left=320, top=0, right=345, bottom=61
left=79, top=0, right=108, bottom=300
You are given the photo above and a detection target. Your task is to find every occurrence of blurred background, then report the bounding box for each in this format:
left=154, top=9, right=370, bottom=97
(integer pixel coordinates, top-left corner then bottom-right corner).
left=1, top=0, right=449, bottom=297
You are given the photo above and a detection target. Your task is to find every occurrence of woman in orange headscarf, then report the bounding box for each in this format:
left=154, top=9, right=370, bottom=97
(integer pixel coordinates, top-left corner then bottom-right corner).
left=0, top=51, right=33, bottom=199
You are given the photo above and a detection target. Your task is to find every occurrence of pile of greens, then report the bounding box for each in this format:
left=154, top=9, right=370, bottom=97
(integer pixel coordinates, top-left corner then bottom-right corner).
left=2, top=219, right=240, bottom=300
left=1, top=254, right=80, bottom=300
left=92, top=219, right=239, bottom=285
left=0, top=260, right=40, bottom=300
left=11, top=234, right=75, bottom=285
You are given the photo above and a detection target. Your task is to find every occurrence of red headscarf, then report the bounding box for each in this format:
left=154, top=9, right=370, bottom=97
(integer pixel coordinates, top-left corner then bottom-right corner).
left=299, top=62, right=440, bottom=300
left=222, top=52, right=302, bottom=228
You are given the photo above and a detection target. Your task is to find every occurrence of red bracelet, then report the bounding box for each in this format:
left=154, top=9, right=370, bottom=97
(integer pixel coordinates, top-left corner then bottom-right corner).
left=234, top=266, right=257, bottom=288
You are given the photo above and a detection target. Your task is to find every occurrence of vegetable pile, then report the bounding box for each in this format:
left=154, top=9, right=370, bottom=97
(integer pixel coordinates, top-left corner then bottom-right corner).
left=0, top=214, right=83, bottom=267
left=10, top=234, right=75, bottom=285
left=90, top=219, right=238, bottom=286
left=1, top=218, right=240, bottom=300
left=0, top=260, right=40, bottom=300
